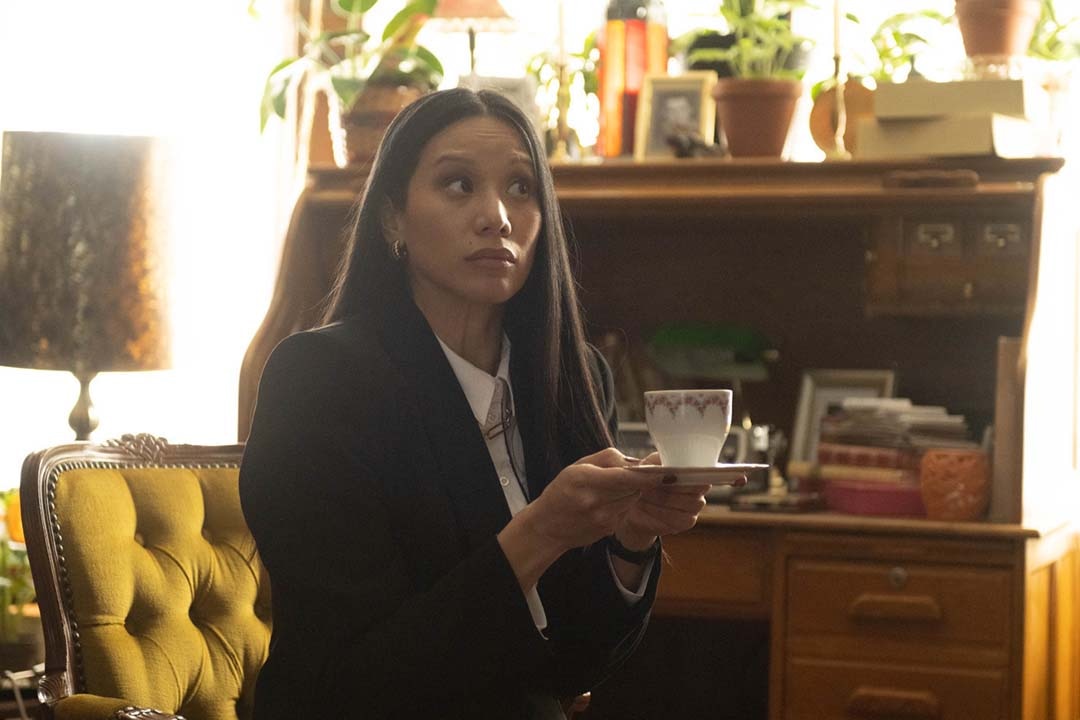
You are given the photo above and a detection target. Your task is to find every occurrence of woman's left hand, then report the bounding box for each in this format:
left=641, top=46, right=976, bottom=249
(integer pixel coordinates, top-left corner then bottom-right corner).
left=615, top=452, right=709, bottom=551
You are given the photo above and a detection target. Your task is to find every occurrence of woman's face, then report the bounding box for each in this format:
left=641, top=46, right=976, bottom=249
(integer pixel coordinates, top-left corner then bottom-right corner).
left=385, top=115, right=543, bottom=318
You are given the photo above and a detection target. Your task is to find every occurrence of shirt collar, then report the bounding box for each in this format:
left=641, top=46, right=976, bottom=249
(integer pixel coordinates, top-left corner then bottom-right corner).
left=435, top=333, right=513, bottom=424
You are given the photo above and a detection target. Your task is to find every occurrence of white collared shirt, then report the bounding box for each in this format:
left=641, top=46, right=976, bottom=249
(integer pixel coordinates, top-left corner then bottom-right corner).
left=435, top=334, right=651, bottom=632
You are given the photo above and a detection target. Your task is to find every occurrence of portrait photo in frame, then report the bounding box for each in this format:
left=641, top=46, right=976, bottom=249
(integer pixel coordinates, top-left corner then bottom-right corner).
left=789, top=369, right=897, bottom=464
left=634, top=72, right=717, bottom=161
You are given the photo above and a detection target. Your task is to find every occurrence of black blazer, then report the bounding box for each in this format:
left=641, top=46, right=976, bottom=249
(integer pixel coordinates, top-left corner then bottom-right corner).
left=239, top=295, right=660, bottom=719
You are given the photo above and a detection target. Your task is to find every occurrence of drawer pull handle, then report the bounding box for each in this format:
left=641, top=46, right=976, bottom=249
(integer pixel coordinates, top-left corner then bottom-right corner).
left=848, top=593, right=942, bottom=622
left=847, top=686, right=941, bottom=718
left=882, top=169, right=979, bottom=188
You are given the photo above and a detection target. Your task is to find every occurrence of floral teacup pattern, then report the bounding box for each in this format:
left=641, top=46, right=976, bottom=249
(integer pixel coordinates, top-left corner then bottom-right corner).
left=644, top=389, right=733, bottom=467
left=645, top=392, right=730, bottom=419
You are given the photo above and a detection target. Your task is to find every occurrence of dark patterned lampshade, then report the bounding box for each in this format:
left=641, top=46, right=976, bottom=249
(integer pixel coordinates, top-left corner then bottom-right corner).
left=0, top=131, right=170, bottom=439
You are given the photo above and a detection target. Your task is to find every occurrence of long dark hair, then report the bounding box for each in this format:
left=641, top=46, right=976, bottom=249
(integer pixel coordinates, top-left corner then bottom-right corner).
left=323, top=88, right=611, bottom=472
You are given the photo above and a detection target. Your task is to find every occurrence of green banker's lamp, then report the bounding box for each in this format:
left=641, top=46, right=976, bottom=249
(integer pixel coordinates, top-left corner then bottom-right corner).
left=0, top=131, right=170, bottom=440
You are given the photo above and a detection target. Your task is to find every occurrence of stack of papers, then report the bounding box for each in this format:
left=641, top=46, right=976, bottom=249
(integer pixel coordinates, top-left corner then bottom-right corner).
left=819, top=397, right=977, bottom=451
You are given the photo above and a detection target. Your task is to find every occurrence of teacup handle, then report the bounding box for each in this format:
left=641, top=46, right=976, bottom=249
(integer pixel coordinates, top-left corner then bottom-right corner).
left=727, top=427, right=749, bottom=464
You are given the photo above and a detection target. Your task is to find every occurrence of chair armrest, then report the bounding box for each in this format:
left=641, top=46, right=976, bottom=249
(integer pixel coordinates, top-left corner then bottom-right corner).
left=50, top=694, right=184, bottom=720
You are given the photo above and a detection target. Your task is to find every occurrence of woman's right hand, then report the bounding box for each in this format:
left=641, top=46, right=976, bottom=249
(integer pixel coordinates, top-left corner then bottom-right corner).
left=497, top=448, right=661, bottom=590
left=526, top=448, right=663, bottom=550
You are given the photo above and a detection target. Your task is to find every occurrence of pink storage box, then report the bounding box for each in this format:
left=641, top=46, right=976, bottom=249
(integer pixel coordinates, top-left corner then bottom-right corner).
left=822, top=479, right=926, bottom=517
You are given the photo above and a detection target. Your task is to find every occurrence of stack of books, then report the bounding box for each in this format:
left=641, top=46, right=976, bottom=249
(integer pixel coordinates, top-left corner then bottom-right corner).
left=810, top=397, right=979, bottom=516
left=819, top=397, right=977, bottom=451
left=854, top=78, right=1047, bottom=160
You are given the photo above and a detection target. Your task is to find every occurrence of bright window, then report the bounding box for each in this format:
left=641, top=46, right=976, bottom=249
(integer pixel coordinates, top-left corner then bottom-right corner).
left=0, top=1, right=293, bottom=483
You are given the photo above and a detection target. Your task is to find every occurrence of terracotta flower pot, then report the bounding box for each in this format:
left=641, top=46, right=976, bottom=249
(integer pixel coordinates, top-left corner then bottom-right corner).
left=955, top=0, right=1041, bottom=59
left=328, top=84, right=427, bottom=168
left=712, top=78, right=802, bottom=158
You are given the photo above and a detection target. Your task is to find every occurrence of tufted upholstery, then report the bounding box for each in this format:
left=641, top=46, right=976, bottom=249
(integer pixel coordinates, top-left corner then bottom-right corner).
left=21, top=437, right=270, bottom=720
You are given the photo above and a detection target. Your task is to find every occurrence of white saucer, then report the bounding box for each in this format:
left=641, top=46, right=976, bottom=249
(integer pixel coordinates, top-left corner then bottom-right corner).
left=626, top=463, right=769, bottom=486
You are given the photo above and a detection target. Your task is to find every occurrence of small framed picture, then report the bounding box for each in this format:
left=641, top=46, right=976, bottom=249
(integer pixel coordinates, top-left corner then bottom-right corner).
left=634, top=72, right=717, bottom=161
left=790, top=369, right=897, bottom=463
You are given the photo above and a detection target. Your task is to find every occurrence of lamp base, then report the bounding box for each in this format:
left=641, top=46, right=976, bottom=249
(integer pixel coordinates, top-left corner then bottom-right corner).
left=69, top=371, right=99, bottom=441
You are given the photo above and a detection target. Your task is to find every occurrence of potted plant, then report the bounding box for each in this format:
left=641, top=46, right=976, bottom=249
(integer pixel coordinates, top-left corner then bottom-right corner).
left=808, top=8, right=952, bottom=154
left=0, top=490, right=40, bottom=672
left=261, top=0, right=444, bottom=167
left=1028, top=0, right=1079, bottom=61
left=955, top=0, right=1041, bottom=71
left=688, top=0, right=814, bottom=157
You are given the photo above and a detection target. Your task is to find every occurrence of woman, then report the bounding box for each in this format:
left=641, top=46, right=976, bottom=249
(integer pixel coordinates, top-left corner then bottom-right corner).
left=239, top=88, right=709, bottom=719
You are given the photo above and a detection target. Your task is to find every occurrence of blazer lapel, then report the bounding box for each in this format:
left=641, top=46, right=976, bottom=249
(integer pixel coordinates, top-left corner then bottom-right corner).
left=509, top=350, right=552, bottom=499
left=374, top=294, right=511, bottom=553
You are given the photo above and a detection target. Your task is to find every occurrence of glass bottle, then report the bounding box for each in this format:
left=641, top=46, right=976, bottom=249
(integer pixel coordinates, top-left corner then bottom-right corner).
left=597, top=0, right=668, bottom=157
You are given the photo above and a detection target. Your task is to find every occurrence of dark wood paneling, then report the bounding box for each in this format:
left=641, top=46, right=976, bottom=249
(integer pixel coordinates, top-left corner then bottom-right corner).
left=569, top=212, right=1020, bottom=439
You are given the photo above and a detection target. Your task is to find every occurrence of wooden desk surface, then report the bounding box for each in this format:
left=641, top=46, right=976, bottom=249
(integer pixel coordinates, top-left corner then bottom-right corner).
left=694, top=504, right=1040, bottom=540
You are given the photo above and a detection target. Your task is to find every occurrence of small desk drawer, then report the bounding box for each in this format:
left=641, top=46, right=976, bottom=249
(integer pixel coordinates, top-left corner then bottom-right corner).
left=786, top=558, right=1011, bottom=664
left=656, top=529, right=769, bottom=618
left=785, top=657, right=1007, bottom=720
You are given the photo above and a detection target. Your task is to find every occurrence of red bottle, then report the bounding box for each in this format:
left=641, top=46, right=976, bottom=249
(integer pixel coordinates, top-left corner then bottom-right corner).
left=597, top=0, right=668, bottom=157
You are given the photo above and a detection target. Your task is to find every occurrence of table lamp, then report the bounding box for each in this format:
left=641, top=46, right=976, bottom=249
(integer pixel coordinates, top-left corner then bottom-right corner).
left=0, top=131, right=170, bottom=440
left=432, top=0, right=515, bottom=75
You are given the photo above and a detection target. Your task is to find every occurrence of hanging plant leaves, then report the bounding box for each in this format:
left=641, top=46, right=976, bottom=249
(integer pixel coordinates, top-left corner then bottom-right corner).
left=334, top=0, right=379, bottom=14
left=260, top=57, right=303, bottom=131
left=331, top=75, right=367, bottom=109
left=413, top=45, right=445, bottom=77
left=370, top=46, right=444, bottom=91
left=383, top=0, right=436, bottom=42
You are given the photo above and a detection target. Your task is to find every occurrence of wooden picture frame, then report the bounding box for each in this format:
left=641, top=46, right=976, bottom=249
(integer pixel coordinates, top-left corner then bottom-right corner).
left=789, top=369, right=897, bottom=464
left=634, top=72, right=717, bottom=161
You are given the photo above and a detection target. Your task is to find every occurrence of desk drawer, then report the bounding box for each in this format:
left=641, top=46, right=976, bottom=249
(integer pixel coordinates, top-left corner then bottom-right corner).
left=865, top=212, right=1030, bottom=316
left=656, top=529, right=769, bottom=617
left=786, top=558, right=1011, bottom=665
left=785, top=657, right=1007, bottom=720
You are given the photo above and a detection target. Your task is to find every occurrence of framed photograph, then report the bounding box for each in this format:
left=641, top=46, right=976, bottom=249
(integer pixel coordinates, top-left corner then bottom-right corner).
left=634, top=72, right=717, bottom=161
left=789, top=369, right=897, bottom=463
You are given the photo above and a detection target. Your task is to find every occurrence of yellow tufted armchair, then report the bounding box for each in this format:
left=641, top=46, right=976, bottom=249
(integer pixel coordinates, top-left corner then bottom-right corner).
left=20, top=434, right=269, bottom=720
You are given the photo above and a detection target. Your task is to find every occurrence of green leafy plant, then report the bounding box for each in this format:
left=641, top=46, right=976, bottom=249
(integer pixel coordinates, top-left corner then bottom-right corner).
left=809, top=9, right=950, bottom=102
left=527, top=33, right=599, bottom=104
left=260, top=0, right=444, bottom=131
left=527, top=32, right=599, bottom=151
left=687, top=0, right=814, bottom=80
left=0, top=490, right=33, bottom=644
left=1028, top=0, right=1080, bottom=61
left=858, top=9, right=952, bottom=83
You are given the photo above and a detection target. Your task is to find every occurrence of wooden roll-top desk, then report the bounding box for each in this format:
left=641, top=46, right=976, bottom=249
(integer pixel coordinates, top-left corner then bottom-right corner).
left=242, top=157, right=1079, bottom=719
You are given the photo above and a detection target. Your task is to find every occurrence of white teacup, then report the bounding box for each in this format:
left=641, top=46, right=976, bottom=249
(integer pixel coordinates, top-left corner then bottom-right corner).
left=644, top=389, right=733, bottom=467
